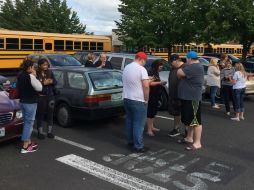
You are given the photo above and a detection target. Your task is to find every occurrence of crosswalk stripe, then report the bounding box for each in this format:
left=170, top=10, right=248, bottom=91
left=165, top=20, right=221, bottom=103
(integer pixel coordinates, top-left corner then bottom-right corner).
left=56, top=154, right=167, bottom=190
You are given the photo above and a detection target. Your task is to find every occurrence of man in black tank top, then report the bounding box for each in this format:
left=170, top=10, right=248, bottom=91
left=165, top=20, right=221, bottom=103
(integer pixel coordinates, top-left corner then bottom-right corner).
left=168, top=54, right=187, bottom=138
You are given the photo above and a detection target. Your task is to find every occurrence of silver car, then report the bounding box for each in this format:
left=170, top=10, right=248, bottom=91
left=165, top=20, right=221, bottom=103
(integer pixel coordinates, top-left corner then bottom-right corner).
left=51, top=67, right=124, bottom=127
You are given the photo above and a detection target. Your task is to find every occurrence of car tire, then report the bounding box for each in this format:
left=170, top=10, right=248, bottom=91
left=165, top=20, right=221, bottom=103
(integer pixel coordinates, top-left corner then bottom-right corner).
left=158, top=89, right=168, bottom=110
left=56, top=103, right=72, bottom=128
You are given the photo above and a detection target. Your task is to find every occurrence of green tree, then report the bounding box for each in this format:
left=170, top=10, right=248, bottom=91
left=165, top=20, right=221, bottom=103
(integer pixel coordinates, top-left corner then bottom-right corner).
left=201, top=0, right=254, bottom=59
left=0, top=0, right=87, bottom=34
left=116, top=0, right=157, bottom=51
left=116, top=0, right=197, bottom=58
left=0, top=0, right=16, bottom=29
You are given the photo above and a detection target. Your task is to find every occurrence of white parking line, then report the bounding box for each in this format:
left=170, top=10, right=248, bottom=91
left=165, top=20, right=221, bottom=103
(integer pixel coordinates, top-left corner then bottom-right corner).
left=156, top=115, right=174, bottom=121
left=54, top=136, right=95, bottom=151
left=33, top=130, right=94, bottom=151
left=56, top=154, right=167, bottom=190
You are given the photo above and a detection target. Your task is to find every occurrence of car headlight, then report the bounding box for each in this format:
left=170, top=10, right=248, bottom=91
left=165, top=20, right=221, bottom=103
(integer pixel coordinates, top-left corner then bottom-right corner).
left=16, top=110, right=23, bottom=119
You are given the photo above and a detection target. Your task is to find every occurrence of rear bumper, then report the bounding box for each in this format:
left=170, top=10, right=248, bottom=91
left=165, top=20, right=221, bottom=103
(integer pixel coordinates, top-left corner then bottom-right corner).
left=0, top=119, right=23, bottom=143
left=71, top=105, right=125, bottom=120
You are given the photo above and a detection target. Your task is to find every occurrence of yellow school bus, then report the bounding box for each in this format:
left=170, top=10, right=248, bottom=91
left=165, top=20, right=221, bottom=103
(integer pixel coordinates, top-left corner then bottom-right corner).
left=0, top=29, right=112, bottom=70
left=150, top=43, right=253, bottom=60
left=150, top=44, right=205, bottom=60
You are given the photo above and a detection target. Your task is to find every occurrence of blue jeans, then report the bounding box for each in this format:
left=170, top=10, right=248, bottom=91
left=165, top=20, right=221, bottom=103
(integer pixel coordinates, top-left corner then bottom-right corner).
left=210, top=86, right=219, bottom=106
left=233, top=88, right=245, bottom=113
left=124, top=99, right=147, bottom=149
left=20, top=103, right=37, bottom=141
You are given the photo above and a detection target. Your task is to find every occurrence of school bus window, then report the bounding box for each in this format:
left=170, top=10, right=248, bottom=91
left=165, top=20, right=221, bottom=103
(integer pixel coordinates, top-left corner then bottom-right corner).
left=54, top=40, right=65, bottom=51
left=21, top=39, right=33, bottom=50
left=6, top=38, right=19, bottom=50
left=45, top=43, right=52, bottom=50
left=0, top=38, right=4, bottom=49
left=82, top=42, right=89, bottom=50
left=66, top=40, right=73, bottom=50
left=97, top=42, right=103, bottom=51
left=90, top=42, right=96, bottom=51
left=34, top=39, right=43, bottom=50
left=74, top=41, right=81, bottom=50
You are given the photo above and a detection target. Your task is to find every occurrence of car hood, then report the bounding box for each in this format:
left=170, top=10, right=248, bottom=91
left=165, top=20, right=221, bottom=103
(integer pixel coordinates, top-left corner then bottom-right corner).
left=0, top=91, right=20, bottom=113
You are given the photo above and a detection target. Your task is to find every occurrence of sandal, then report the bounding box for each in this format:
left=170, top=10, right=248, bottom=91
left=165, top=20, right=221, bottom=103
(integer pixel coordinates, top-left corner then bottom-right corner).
left=178, top=138, right=193, bottom=144
left=185, top=145, right=202, bottom=151
left=152, top=127, right=160, bottom=132
left=146, top=131, right=155, bottom=137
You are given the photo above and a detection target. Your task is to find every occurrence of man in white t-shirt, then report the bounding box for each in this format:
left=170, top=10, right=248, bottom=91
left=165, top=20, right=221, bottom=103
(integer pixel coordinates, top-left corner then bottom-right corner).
left=123, top=52, right=150, bottom=153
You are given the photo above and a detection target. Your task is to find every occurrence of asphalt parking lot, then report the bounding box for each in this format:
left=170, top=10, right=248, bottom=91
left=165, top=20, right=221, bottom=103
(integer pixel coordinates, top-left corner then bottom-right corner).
left=1, top=97, right=254, bottom=190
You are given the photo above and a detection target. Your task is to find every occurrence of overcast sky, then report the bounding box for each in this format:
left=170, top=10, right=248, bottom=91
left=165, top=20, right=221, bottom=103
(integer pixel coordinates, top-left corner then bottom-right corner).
left=67, top=0, right=121, bottom=35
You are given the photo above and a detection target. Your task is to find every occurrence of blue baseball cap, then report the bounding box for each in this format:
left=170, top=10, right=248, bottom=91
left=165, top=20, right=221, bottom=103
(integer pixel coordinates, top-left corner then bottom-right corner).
left=186, top=51, right=198, bottom=59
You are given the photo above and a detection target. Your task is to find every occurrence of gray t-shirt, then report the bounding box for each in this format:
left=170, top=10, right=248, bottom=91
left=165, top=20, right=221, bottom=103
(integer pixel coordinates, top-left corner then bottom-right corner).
left=178, top=62, right=204, bottom=101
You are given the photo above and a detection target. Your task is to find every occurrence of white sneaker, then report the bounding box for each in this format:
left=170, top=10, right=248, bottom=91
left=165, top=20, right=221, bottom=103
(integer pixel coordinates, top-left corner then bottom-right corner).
left=226, top=112, right=231, bottom=116
left=231, top=117, right=240, bottom=122
left=240, top=117, right=245, bottom=121
left=21, top=144, right=38, bottom=154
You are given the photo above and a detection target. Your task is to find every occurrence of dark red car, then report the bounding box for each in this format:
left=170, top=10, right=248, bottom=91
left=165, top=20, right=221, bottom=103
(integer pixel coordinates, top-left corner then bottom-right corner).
left=0, top=76, right=23, bottom=142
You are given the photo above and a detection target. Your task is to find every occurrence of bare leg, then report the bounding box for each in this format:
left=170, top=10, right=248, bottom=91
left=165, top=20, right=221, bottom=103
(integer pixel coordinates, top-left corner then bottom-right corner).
left=23, top=140, right=30, bottom=148
left=193, top=125, right=202, bottom=148
left=185, top=126, right=194, bottom=142
left=174, top=115, right=181, bottom=129
left=240, top=112, right=244, bottom=120
left=147, top=118, right=155, bottom=136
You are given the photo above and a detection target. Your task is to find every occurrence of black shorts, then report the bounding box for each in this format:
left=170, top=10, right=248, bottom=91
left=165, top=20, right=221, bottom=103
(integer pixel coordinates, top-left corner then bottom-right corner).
left=168, top=97, right=181, bottom=116
left=181, top=100, right=202, bottom=127
left=147, top=97, right=159, bottom=118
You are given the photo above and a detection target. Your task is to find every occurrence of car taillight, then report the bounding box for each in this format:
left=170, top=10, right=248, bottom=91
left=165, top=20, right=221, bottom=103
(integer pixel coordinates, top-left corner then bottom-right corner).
left=84, top=94, right=112, bottom=103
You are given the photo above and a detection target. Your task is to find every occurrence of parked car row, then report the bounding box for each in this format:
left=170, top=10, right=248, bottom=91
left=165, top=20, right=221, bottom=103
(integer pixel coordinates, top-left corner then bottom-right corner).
left=1, top=52, right=254, bottom=143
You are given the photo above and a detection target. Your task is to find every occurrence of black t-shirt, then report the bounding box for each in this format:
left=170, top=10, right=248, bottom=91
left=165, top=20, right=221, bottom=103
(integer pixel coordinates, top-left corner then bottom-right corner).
left=85, top=60, right=94, bottom=67
left=148, top=69, right=161, bottom=97
left=94, top=61, right=113, bottom=69
left=168, top=63, right=186, bottom=99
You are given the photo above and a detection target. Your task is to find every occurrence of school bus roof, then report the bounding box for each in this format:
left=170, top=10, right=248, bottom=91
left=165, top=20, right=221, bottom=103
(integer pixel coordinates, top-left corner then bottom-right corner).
left=0, top=29, right=111, bottom=40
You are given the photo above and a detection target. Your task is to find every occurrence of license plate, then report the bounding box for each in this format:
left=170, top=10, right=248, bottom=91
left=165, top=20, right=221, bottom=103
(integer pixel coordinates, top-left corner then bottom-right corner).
left=0, top=128, right=5, bottom=137
left=111, top=93, right=122, bottom=101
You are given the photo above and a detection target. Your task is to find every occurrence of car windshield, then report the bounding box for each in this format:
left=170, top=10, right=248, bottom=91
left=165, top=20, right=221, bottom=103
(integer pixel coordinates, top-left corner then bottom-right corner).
left=89, top=71, right=123, bottom=90
left=145, top=59, right=169, bottom=71
left=47, top=55, right=82, bottom=66
left=229, top=55, right=240, bottom=62
left=199, top=58, right=210, bottom=65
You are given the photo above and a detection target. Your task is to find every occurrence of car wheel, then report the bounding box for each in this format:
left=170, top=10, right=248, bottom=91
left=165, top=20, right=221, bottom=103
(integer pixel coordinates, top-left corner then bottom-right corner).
left=56, top=103, right=72, bottom=128
left=158, top=89, right=168, bottom=110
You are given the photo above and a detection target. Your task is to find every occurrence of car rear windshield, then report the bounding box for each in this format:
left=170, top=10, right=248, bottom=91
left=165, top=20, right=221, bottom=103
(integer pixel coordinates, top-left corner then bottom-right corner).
left=47, top=55, right=82, bottom=66
left=89, top=71, right=123, bottom=90
left=145, top=59, right=169, bottom=71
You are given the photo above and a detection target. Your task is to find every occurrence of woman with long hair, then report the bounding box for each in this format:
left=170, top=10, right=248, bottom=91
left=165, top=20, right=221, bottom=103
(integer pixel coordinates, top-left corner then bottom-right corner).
left=17, top=60, right=42, bottom=153
left=146, top=60, right=167, bottom=136
left=230, top=63, right=247, bottom=121
left=220, top=59, right=236, bottom=115
left=36, top=59, right=57, bottom=139
left=207, top=58, right=221, bottom=109
left=85, top=53, right=96, bottom=67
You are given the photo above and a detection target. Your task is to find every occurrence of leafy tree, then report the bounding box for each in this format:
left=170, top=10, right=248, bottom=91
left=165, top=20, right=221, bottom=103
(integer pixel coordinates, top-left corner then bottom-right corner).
left=116, top=0, right=157, bottom=51
left=206, top=0, right=254, bottom=59
left=116, top=0, right=197, bottom=58
left=0, top=0, right=86, bottom=34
